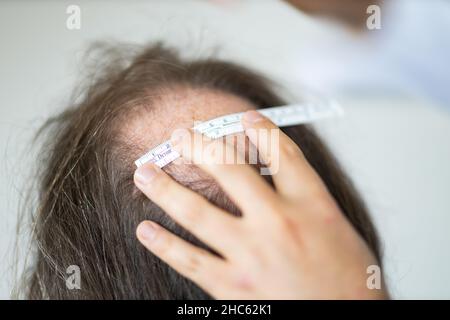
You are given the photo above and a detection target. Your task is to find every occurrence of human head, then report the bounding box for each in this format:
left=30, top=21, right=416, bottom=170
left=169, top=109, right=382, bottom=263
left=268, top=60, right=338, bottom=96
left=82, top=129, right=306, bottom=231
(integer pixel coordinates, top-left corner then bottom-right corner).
left=24, top=42, right=380, bottom=299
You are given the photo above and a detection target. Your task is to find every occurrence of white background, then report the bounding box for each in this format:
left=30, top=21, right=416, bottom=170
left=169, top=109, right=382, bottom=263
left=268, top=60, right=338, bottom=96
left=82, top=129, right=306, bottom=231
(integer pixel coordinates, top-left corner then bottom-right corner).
left=1, top=0, right=449, bottom=299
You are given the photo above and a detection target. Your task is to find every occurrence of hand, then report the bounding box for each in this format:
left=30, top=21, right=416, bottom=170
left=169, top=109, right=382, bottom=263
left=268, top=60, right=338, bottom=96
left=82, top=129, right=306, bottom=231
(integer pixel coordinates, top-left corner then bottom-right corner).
left=133, top=110, right=387, bottom=299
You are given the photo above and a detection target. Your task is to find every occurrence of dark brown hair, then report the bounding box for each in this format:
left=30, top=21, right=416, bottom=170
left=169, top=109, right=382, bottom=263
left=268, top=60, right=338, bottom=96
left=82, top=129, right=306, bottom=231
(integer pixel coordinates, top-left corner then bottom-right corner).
left=22, top=42, right=380, bottom=299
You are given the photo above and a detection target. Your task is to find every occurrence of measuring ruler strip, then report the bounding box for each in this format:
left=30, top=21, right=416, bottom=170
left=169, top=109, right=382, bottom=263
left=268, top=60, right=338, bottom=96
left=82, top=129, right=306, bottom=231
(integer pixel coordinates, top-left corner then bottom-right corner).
left=135, top=100, right=342, bottom=168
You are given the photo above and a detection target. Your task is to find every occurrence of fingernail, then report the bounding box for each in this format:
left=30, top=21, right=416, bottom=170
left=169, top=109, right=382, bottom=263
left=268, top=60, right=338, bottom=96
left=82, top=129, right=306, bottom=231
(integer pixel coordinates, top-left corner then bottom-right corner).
left=138, top=222, right=157, bottom=242
left=135, top=164, right=158, bottom=185
left=243, top=110, right=265, bottom=123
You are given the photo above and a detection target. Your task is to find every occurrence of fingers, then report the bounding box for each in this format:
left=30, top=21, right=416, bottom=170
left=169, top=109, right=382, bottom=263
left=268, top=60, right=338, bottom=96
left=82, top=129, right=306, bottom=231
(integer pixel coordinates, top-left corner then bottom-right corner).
left=136, top=221, right=225, bottom=295
left=241, top=110, right=326, bottom=200
left=134, top=163, right=241, bottom=253
left=170, top=129, right=278, bottom=216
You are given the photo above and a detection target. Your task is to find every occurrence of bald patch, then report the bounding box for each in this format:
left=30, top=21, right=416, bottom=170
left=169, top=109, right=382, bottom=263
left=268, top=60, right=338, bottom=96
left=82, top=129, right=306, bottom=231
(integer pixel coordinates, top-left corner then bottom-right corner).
left=123, top=86, right=255, bottom=149
left=121, top=86, right=259, bottom=215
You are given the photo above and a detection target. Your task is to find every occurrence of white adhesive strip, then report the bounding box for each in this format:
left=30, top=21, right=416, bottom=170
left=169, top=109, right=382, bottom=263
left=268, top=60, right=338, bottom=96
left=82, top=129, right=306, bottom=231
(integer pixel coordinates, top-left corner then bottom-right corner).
left=135, top=99, right=343, bottom=168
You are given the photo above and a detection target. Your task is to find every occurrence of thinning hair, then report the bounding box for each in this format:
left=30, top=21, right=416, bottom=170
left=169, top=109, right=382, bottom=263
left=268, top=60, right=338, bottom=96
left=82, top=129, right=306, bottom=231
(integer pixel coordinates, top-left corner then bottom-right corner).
left=21, top=42, right=381, bottom=299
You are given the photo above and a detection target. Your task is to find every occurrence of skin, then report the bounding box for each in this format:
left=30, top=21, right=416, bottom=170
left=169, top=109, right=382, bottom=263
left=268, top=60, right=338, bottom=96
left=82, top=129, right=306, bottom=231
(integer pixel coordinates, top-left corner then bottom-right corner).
left=132, top=106, right=388, bottom=299
left=126, top=87, right=257, bottom=188
left=124, top=87, right=255, bottom=148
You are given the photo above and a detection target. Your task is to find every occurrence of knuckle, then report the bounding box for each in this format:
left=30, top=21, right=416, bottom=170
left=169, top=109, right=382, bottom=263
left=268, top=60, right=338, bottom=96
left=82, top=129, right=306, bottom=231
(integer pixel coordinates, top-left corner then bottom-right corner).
left=204, top=140, right=224, bottom=164
left=264, top=203, right=299, bottom=233
left=263, top=197, right=283, bottom=215
left=151, top=230, right=171, bottom=255
left=280, top=140, right=302, bottom=159
left=182, top=206, right=203, bottom=226
left=231, top=268, right=258, bottom=291
left=175, top=199, right=211, bottom=230
left=271, top=214, right=292, bottom=233
left=310, top=194, right=340, bottom=216
left=183, top=252, right=205, bottom=276
left=147, top=173, right=170, bottom=197
left=303, top=186, right=331, bottom=208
